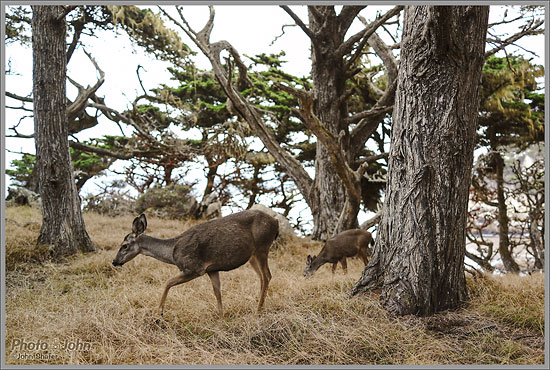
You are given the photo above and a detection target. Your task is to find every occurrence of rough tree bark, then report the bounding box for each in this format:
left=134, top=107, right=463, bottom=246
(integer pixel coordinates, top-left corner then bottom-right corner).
left=32, top=5, right=96, bottom=258
left=352, top=6, right=489, bottom=316
left=308, top=7, right=350, bottom=239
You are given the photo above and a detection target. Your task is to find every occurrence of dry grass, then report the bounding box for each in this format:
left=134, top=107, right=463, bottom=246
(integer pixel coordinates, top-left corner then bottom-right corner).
left=4, top=206, right=546, bottom=365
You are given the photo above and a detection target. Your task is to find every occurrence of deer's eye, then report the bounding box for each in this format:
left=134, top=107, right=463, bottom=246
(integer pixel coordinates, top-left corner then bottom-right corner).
left=122, top=244, right=128, bottom=250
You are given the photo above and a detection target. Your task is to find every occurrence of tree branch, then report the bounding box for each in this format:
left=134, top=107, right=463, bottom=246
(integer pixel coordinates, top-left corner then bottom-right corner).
left=6, top=105, right=33, bottom=112
left=345, top=105, right=393, bottom=125
left=350, top=79, right=396, bottom=152
left=485, top=19, right=544, bottom=58
left=196, top=5, right=214, bottom=43
left=346, top=24, right=398, bottom=154
left=57, top=5, right=77, bottom=21
left=168, top=8, right=315, bottom=207
left=6, top=91, right=33, bottom=103
left=66, top=49, right=105, bottom=121
left=337, top=6, right=403, bottom=58
left=277, top=82, right=360, bottom=204
left=337, top=6, right=366, bottom=34
left=69, top=141, right=133, bottom=160
left=66, top=19, right=84, bottom=63
left=280, top=5, right=317, bottom=41
left=365, top=29, right=398, bottom=84
left=307, top=6, right=324, bottom=23
left=359, top=152, right=389, bottom=165
left=360, top=208, right=382, bottom=230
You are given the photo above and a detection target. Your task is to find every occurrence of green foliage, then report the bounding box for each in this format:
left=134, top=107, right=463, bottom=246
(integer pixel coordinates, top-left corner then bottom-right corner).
left=66, top=6, right=116, bottom=34
left=245, top=52, right=320, bottom=170
left=134, top=104, right=174, bottom=131
left=6, top=5, right=191, bottom=67
left=5, top=6, right=31, bottom=45
left=69, top=146, right=114, bottom=189
left=6, top=154, right=35, bottom=187
left=7, top=144, right=115, bottom=191
left=479, top=56, right=545, bottom=150
left=155, top=66, right=232, bottom=128
left=107, top=5, right=193, bottom=67
left=70, top=148, right=110, bottom=173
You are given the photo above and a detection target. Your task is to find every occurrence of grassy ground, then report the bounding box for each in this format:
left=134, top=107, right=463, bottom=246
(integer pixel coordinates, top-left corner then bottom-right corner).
left=4, top=206, right=546, bottom=365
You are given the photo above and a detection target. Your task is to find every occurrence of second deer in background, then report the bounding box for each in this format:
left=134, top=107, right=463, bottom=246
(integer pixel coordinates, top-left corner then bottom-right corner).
left=304, top=229, right=374, bottom=277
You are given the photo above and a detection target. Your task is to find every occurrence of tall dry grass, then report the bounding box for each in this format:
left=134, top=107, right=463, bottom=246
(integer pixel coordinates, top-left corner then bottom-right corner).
left=4, top=206, right=546, bottom=365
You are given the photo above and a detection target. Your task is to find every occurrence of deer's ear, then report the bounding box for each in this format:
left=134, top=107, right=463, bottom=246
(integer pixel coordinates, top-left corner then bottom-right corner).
left=306, top=255, right=312, bottom=263
left=132, top=213, right=147, bottom=235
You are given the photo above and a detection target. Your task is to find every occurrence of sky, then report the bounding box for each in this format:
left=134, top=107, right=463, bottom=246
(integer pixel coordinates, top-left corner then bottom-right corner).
left=3, top=4, right=547, bottom=234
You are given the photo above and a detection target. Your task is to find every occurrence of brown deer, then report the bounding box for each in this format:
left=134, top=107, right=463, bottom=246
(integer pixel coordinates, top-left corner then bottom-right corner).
left=303, top=229, right=374, bottom=278
left=112, top=210, right=279, bottom=316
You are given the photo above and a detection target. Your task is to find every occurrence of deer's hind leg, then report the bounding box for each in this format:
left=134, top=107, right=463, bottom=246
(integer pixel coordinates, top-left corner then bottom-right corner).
left=358, top=249, right=369, bottom=266
left=249, top=253, right=271, bottom=313
left=207, top=271, right=223, bottom=316
left=340, top=258, right=348, bottom=274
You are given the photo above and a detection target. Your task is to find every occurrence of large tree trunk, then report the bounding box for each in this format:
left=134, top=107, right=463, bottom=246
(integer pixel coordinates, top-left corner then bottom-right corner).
left=32, top=5, right=95, bottom=258
left=493, top=151, right=520, bottom=273
left=352, top=6, right=489, bottom=316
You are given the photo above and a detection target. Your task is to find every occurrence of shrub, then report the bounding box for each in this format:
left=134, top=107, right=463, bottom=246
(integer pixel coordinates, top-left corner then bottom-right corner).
left=83, top=192, right=135, bottom=216
left=135, top=184, right=198, bottom=219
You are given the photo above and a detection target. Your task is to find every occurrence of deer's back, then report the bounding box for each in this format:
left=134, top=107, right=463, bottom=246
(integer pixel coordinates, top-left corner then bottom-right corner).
left=172, top=210, right=278, bottom=273
left=325, top=229, right=372, bottom=258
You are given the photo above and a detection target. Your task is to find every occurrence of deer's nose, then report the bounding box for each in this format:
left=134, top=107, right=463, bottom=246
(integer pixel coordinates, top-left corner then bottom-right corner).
left=112, top=260, right=120, bottom=266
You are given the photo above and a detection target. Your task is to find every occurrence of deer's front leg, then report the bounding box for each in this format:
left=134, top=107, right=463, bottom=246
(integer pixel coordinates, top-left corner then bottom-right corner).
left=158, top=271, right=200, bottom=317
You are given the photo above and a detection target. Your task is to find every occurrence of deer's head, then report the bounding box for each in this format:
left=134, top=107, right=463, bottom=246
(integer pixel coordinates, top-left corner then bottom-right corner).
left=303, top=254, right=317, bottom=278
left=112, top=214, right=147, bottom=267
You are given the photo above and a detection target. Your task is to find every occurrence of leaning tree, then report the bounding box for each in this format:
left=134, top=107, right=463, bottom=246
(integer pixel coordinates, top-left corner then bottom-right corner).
left=352, top=5, right=490, bottom=316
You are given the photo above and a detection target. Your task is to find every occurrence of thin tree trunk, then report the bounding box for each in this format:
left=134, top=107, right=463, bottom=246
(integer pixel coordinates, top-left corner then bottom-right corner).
left=529, top=211, right=544, bottom=270
left=493, top=151, right=520, bottom=273
left=32, top=5, right=95, bottom=258
left=246, top=165, right=261, bottom=209
left=352, top=6, right=489, bottom=316
left=203, top=160, right=218, bottom=199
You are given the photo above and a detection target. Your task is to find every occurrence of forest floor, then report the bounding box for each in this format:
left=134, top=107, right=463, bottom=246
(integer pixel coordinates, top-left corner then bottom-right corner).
left=4, top=206, right=546, bottom=365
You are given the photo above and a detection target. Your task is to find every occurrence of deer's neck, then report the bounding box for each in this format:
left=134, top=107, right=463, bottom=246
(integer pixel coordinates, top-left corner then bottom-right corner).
left=311, top=256, right=326, bottom=272
left=138, top=235, right=176, bottom=265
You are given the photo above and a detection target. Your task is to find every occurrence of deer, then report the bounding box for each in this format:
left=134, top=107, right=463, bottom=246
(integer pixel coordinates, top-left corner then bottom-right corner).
left=112, top=210, right=279, bottom=317
left=303, top=229, right=374, bottom=278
